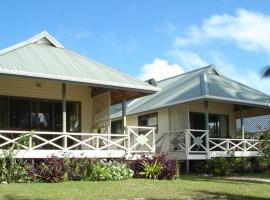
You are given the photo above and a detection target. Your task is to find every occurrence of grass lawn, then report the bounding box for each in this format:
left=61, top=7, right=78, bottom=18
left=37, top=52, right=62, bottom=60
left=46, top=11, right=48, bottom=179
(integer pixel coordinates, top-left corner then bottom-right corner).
left=0, top=176, right=270, bottom=200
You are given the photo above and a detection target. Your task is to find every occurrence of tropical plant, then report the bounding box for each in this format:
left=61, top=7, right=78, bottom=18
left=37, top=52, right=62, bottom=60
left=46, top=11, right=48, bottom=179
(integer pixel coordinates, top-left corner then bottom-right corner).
left=37, top=156, right=65, bottom=183
left=0, top=132, right=33, bottom=183
left=139, top=161, right=163, bottom=179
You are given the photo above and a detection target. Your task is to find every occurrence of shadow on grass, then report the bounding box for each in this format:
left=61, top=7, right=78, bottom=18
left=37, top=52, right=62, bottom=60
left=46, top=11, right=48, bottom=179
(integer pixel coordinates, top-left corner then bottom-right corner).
left=194, top=191, right=270, bottom=200
left=2, top=195, right=48, bottom=200
left=146, top=192, right=270, bottom=200
left=181, top=175, right=270, bottom=185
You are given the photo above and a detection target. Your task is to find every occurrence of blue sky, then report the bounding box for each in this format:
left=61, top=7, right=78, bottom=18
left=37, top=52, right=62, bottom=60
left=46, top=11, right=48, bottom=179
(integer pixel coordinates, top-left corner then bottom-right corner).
left=1, top=0, right=270, bottom=93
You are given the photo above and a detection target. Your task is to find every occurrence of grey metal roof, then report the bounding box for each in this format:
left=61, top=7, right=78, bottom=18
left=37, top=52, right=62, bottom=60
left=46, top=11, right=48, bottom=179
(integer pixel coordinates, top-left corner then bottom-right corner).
left=0, top=32, right=158, bottom=93
left=111, top=65, right=270, bottom=118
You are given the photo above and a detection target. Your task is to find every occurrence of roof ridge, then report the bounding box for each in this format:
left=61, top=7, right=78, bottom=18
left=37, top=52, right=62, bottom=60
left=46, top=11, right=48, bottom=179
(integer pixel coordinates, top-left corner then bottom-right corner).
left=157, top=64, right=215, bottom=83
left=0, top=31, right=64, bottom=56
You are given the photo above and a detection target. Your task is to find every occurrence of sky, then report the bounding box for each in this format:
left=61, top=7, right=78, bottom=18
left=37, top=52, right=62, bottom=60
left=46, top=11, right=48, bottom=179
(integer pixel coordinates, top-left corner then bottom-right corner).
left=1, top=0, right=270, bottom=93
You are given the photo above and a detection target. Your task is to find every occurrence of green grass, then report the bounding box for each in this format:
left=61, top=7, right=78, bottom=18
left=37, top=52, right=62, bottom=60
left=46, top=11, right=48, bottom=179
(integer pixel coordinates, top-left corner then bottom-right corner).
left=0, top=176, right=270, bottom=200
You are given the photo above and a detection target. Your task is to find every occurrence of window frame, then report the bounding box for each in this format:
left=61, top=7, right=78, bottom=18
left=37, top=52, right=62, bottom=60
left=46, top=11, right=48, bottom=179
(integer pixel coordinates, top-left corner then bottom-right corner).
left=138, top=112, right=158, bottom=133
left=189, top=111, right=229, bottom=138
left=0, top=95, right=81, bottom=132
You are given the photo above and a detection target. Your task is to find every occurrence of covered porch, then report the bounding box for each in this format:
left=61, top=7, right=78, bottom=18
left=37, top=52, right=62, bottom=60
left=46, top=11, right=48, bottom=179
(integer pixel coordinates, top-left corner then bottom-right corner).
left=0, top=32, right=158, bottom=158
left=0, top=77, right=156, bottom=158
left=166, top=99, right=270, bottom=160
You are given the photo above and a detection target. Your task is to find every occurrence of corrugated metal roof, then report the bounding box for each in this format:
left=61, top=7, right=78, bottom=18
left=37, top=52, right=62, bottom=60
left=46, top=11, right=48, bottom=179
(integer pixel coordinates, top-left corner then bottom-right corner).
left=111, top=66, right=270, bottom=118
left=0, top=32, right=158, bottom=93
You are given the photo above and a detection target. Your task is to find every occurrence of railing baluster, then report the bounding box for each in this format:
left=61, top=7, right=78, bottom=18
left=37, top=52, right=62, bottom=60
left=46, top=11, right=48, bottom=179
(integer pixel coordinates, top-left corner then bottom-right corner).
left=226, top=140, right=230, bottom=152
left=29, top=134, right=32, bottom=150
left=185, top=130, right=190, bottom=157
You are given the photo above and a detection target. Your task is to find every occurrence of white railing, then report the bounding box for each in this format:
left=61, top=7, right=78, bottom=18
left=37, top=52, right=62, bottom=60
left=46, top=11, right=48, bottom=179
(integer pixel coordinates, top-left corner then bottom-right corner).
left=168, top=129, right=261, bottom=158
left=209, top=138, right=260, bottom=152
left=0, top=127, right=156, bottom=158
left=127, top=126, right=156, bottom=153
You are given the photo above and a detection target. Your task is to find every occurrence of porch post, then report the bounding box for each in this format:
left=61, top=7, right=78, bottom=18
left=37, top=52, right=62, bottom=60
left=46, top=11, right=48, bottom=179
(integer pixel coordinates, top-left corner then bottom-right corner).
left=204, top=100, right=209, bottom=130
left=240, top=107, right=245, bottom=139
left=62, top=83, right=67, bottom=150
left=204, top=100, right=210, bottom=155
left=122, top=96, right=127, bottom=135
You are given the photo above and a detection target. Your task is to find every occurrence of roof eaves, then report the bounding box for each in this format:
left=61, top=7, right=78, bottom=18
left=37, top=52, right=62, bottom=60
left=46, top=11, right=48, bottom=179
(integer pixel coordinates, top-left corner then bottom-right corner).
left=0, top=68, right=159, bottom=93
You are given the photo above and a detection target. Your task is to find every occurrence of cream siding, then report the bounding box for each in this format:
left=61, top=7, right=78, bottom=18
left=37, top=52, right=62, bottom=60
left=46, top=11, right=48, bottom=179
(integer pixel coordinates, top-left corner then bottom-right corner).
left=0, top=76, right=92, bottom=132
left=168, top=100, right=236, bottom=137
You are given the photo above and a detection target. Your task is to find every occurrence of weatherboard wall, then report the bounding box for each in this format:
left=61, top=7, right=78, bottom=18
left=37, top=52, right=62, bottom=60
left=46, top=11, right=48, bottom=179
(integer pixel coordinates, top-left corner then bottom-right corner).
left=0, top=76, right=92, bottom=132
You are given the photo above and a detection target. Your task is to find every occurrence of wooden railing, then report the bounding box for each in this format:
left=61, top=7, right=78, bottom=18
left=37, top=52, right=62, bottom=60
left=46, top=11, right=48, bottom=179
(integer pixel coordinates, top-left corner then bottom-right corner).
left=127, top=126, right=156, bottom=153
left=0, top=126, right=156, bottom=158
left=168, top=129, right=261, bottom=158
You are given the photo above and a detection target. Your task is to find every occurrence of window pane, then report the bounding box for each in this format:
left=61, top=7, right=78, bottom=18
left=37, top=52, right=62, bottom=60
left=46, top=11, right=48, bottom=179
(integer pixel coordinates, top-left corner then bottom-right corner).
left=53, top=102, right=62, bottom=131
left=67, top=102, right=81, bottom=132
left=37, top=101, right=52, bottom=131
left=9, top=98, right=31, bottom=130
left=111, top=120, right=122, bottom=134
left=0, top=97, right=8, bottom=129
left=138, top=113, right=158, bottom=132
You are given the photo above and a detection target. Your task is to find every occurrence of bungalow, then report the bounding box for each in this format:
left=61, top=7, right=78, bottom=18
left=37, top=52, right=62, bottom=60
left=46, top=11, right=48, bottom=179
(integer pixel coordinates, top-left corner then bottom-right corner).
left=0, top=31, right=159, bottom=158
left=111, top=66, right=270, bottom=167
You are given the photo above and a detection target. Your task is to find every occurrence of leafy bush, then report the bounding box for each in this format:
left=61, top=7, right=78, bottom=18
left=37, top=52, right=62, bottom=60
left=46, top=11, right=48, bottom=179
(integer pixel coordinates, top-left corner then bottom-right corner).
left=139, top=161, right=162, bottom=179
left=65, top=158, right=93, bottom=181
left=89, top=160, right=133, bottom=181
left=0, top=154, right=29, bottom=183
left=37, top=156, right=65, bottom=183
left=128, top=154, right=179, bottom=180
left=200, top=157, right=231, bottom=176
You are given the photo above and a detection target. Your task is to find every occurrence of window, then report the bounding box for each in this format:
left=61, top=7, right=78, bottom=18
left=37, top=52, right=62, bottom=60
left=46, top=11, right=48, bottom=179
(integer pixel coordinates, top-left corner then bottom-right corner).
left=9, top=98, right=31, bottom=130
left=138, top=113, right=158, bottom=133
left=189, top=112, right=229, bottom=138
left=0, top=96, right=81, bottom=132
left=111, top=120, right=123, bottom=134
left=0, top=97, right=8, bottom=129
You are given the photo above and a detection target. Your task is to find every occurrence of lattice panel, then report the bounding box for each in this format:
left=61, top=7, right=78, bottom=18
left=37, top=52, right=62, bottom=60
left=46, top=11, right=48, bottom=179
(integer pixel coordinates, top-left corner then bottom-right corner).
left=93, top=92, right=111, bottom=129
left=170, top=107, right=189, bottom=131
left=235, top=108, right=270, bottom=138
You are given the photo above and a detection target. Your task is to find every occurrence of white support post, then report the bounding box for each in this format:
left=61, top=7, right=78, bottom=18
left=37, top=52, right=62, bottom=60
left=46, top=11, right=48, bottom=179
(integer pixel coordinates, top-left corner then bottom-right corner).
left=185, top=129, right=190, bottom=157
left=121, top=95, right=127, bottom=149
left=152, top=128, right=156, bottom=153
left=62, top=83, right=67, bottom=150
left=127, top=127, right=131, bottom=153
left=122, top=96, right=127, bottom=135
left=240, top=107, right=245, bottom=139
left=206, top=130, right=209, bottom=156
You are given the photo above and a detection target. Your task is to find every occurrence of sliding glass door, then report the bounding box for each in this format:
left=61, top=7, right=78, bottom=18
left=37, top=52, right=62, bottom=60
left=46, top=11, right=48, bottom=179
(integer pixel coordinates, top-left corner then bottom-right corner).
left=0, top=96, right=81, bottom=132
left=189, top=112, right=229, bottom=138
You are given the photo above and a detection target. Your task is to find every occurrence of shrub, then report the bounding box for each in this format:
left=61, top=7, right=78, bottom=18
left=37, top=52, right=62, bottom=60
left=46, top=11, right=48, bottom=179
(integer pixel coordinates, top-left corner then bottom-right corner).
left=139, top=161, right=162, bottom=179
left=128, top=154, right=179, bottom=180
left=104, top=160, right=134, bottom=180
left=0, top=152, right=30, bottom=183
left=37, top=156, right=65, bottom=183
left=89, top=160, right=133, bottom=181
left=65, top=158, right=92, bottom=181
left=128, top=155, right=151, bottom=178
left=202, top=157, right=231, bottom=176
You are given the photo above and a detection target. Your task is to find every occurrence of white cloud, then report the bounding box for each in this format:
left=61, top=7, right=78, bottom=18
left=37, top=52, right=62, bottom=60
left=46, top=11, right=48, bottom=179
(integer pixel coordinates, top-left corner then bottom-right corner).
left=139, top=58, right=184, bottom=81
left=174, top=9, right=270, bottom=53
left=168, top=50, right=208, bottom=69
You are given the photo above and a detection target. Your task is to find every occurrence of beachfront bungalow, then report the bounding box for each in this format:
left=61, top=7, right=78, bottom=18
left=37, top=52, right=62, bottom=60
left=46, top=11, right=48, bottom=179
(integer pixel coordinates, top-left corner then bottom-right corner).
left=0, top=31, right=159, bottom=158
left=111, top=66, right=270, bottom=165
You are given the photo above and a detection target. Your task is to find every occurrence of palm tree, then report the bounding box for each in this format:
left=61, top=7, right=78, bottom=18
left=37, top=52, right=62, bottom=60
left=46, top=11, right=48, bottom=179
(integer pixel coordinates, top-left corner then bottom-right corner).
left=262, top=65, right=270, bottom=78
